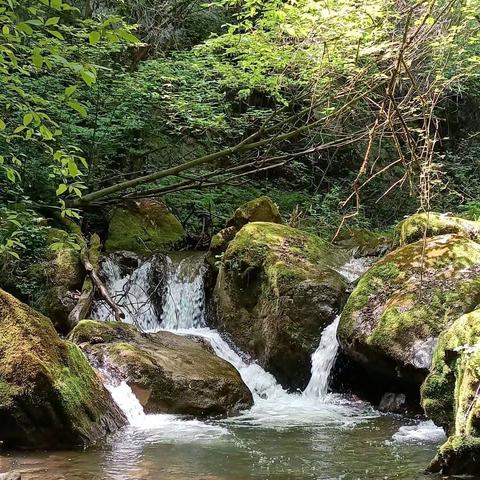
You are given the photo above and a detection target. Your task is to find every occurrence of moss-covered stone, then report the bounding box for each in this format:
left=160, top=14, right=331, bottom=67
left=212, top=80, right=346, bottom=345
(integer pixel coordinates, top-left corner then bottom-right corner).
left=70, top=320, right=253, bottom=416
left=421, top=310, right=480, bottom=475
left=226, top=196, right=282, bottom=230
left=213, top=222, right=347, bottom=389
left=0, top=289, right=125, bottom=449
left=334, top=227, right=392, bottom=257
left=394, top=212, right=480, bottom=246
left=338, top=234, right=480, bottom=396
left=105, top=199, right=185, bottom=255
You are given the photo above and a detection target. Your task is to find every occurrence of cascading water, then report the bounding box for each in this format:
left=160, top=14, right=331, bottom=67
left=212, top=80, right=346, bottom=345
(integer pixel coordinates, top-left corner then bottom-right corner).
left=92, top=255, right=159, bottom=331
left=303, top=316, right=340, bottom=398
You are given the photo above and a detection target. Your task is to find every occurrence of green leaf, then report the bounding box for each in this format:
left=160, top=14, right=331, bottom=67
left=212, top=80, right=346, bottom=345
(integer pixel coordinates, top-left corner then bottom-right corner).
left=89, top=31, right=101, bottom=45
left=0, top=119, right=5, bottom=131
left=117, top=29, right=140, bottom=43
left=47, top=29, right=64, bottom=40
left=23, top=113, right=34, bottom=126
left=64, top=85, right=77, bottom=97
left=67, top=100, right=87, bottom=117
left=68, top=159, right=80, bottom=177
left=56, top=183, right=68, bottom=196
left=80, top=69, right=96, bottom=87
left=17, top=22, right=33, bottom=35
left=45, top=17, right=60, bottom=26
left=32, top=48, right=43, bottom=69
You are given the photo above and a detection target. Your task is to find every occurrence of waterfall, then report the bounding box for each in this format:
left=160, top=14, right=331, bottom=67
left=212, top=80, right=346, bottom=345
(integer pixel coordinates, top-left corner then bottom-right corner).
left=303, top=316, right=340, bottom=398
left=92, top=256, right=159, bottom=331
left=302, top=256, right=374, bottom=399
left=160, top=254, right=206, bottom=330
left=95, top=251, right=374, bottom=428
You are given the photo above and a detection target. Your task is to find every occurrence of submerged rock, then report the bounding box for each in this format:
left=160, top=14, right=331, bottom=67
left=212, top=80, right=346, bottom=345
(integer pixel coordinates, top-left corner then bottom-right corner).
left=378, top=392, right=406, bottom=413
left=213, top=222, right=347, bottom=389
left=338, top=234, right=480, bottom=398
left=226, top=196, right=282, bottom=230
left=394, top=212, right=480, bottom=247
left=422, top=311, right=480, bottom=475
left=105, top=198, right=185, bottom=255
left=0, top=289, right=125, bottom=449
left=0, top=472, right=21, bottom=480
left=70, top=320, right=253, bottom=416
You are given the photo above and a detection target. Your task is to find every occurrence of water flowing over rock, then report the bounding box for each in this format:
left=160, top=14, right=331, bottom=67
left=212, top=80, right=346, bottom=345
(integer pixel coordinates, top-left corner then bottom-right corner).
left=338, top=234, right=480, bottom=401
left=70, top=320, right=253, bottom=416
left=303, top=316, right=341, bottom=398
left=213, top=222, right=347, bottom=389
left=0, top=289, right=126, bottom=449
left=92, top=252, right=165, bottom=331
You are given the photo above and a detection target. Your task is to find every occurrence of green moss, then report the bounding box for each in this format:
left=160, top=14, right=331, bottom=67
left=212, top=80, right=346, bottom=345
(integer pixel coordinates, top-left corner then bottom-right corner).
left=339, top=234, right=480, bottom=387
left=226, top=196, right=282, bottom=230
left=69, top=319, right=136, bottom=344
left=0, top=290, right=124, bottom=448
left=394, top=212, right=480, bottom=246
left=105, top=199, right=185, bottom=255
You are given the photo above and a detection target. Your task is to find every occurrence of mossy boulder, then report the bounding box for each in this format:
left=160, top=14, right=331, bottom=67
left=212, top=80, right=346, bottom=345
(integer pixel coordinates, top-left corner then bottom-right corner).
left=226, top=196, right=282, bottom=230
left=206, top=226, right=237, bottom=269
left=338, top=234, right=480, bottom=398
left=105, top=199, right=185, bottom=255
left=394, top=212, right=480, bottom=247
left=421, top=311, right=480, bottom=475
left=35, top=228, right=84, bottom=331
left=213, top=222, right=347, bottom=389
left=334, top=227, right=392, bottom=257
left=0, top=289, right=125, bottom=449
left=70, top=320, right=253, bottom=416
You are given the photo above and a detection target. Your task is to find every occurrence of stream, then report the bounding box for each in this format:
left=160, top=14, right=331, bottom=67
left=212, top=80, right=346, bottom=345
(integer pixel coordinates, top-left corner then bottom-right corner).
left=0, top=253, right=448, bottom=479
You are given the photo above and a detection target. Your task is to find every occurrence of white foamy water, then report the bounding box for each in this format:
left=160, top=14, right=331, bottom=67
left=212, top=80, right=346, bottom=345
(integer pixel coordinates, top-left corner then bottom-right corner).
left=160, top=255, right=206, bottom=330
left=392, top=420, right=446, bottom=444
left=92, top=256, right=159, bottom=331
left=303, top=316, right=340, bottom=399
left=98, top=253, right=376, bottom=433
left=336, top=256, right=373, bottom=283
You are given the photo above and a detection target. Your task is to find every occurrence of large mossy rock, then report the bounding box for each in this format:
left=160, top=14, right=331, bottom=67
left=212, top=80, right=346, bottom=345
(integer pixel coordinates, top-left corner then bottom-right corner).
left=105, top=199, right=185, bottom=255
left=422, top=311, right=480, bottom=475
left=70, top=320, right=253, bottom=416
left=0, top=289, right=125, bottom=449
left=213, top=222, right=347, bottom=389
left=338, top=234, right=480, bottom=397
left=334, top=227, right=391, bottom=258
left=226, top=196, right=282, bottom=230
left=394, top=212, right=480, bottom=247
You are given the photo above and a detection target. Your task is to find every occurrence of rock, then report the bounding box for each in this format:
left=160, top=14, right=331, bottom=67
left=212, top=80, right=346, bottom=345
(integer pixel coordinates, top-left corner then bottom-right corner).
left=213, top=222, right=347, bottom=389
left=70, top=320, right=253, bottom=416
left=421, top=310, right=480, bottom=475
left=378, top=392, right=406, bottom=413
left=334, top=228, right=391, bottom=258
left=105, top=198, right=185, bottom=255
left=0, top=289, right=125, bottom=449
left=338, top=234, right=480, bottom=398
left=0, top=472, right=21, bottom=480
left=207, top=226, right=238, bottom=265
left=226, top=196, right=282, bottom=230
left=394, top=212, right=480, bottom=247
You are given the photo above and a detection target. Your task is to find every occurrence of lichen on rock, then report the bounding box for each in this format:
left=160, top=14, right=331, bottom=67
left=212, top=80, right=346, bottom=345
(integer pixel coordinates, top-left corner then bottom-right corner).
left=0, top=289, right=125, bottom=449
left=213, top=221, right=347, bottom=389
left=70, top=320, right=253, bottom=416
left=105, top=198, right=185, bottom=255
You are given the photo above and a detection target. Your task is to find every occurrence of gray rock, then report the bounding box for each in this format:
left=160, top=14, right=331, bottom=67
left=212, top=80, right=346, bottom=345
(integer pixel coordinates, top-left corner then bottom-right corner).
left=379, top=392, right=406, bottom=413
left=0, top=471, right=21, bottom=480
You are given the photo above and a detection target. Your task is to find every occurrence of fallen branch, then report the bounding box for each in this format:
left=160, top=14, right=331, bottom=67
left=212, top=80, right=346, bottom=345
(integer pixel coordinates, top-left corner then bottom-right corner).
left=77, top=236, right=125, bottom=323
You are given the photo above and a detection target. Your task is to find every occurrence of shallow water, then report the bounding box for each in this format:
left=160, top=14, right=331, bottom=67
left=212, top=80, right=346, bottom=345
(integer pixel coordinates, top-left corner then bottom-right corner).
left=0, top=413, right=445, bottom=480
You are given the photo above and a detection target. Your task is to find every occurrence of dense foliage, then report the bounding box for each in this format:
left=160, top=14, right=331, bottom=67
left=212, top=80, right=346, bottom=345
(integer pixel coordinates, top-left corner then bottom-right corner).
left=1, top=0, right=480, bottom=255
